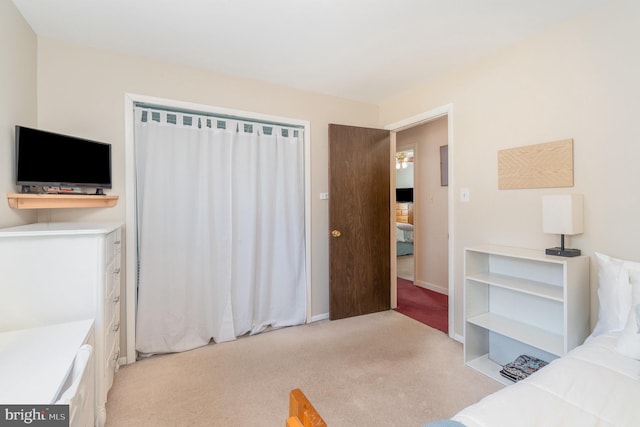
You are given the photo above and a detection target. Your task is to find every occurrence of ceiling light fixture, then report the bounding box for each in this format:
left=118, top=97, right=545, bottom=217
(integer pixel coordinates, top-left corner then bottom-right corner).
left=396, top=152, right=408, bottom=169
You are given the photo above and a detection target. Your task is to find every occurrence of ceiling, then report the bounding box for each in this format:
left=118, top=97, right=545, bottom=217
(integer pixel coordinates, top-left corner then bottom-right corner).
left=12, top=0, right=607, bottom=104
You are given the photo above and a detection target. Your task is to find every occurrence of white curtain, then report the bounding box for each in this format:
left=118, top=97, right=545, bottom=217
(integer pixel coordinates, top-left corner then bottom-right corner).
left=134, top=107, right=306, bottom=354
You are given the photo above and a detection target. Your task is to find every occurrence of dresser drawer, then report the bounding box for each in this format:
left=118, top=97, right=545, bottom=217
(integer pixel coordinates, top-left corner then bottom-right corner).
left=102, top=301, right=120, bottom=401
left=105, top=230, right=121, bottom=264
left=105, top=298, right=120, bottom=352
left=104, top=260, right=120, bottom=301
left=104, top=337, right=120, bottom=392
left=104, top=289, right=119, bottom=334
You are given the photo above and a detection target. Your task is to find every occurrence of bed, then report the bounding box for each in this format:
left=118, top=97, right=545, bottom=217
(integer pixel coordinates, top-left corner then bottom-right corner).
left=395, top=201, right=414, bottom=256
left=450, top=332, right=640, bottom=426
left=396, top=222, right=414, bottom=256
left=425, top=252, right=640, bottom=427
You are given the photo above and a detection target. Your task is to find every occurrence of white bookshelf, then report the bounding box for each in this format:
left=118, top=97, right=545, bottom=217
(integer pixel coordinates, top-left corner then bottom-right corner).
left=464, top=245, right=590, bottom=385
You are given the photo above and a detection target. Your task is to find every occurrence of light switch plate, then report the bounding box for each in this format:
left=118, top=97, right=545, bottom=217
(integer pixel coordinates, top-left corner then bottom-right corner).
left=460, top=188, right=470, bottom=202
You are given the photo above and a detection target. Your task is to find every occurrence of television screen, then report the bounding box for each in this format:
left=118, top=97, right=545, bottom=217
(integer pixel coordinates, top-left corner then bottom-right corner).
left=396, top=188, right=413, bottom=202
left=16, top=126, right=112, bottom=190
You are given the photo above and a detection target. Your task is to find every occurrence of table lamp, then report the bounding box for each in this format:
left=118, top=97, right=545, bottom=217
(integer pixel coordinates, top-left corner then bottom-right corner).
left=542, top=194, right=583, bottom=257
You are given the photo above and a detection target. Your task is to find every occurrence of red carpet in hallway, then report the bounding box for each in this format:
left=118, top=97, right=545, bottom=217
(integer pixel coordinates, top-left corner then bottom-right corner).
left=395, top=277, right=448, bottom=333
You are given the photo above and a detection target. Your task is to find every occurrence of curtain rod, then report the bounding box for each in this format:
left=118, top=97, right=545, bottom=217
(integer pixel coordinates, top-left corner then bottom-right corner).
left=134, top=102, right=305, bottom=130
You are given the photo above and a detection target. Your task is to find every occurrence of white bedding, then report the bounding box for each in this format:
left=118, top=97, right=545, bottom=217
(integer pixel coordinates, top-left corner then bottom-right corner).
left=453, top=333, right=640, bottom=427
left=396, top=222, right=414, bottom=242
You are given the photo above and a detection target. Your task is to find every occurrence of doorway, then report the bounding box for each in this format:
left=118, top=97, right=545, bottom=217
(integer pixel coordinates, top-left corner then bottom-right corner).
left=395, top=148, right=415, bottom=282
left=325, top=105, right=455, bottom=338
left=387, top=106, right=453, bottom=337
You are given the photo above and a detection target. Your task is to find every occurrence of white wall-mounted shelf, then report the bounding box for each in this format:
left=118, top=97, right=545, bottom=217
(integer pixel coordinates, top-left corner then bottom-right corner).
left=7, top=193, right=118, bottom=209
left=464, top=245, right=590, bottom=385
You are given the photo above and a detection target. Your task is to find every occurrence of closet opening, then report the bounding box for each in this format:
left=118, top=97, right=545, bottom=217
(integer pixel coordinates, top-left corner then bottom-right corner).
left=123, top=93, right=311, bottom=361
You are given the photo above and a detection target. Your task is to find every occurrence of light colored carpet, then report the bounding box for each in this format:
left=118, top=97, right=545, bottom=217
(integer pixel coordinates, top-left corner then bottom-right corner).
left=105, top=311, right=501, bottom=427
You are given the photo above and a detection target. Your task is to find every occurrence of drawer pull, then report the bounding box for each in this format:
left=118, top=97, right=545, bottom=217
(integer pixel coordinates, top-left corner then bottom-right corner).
left=113, top=295, right=120, bottom=303
left=113, top=268, right=121, bottom=274
left=114, top=240, right=121, bottom=245
left=112, top=322, right=120, bottom=332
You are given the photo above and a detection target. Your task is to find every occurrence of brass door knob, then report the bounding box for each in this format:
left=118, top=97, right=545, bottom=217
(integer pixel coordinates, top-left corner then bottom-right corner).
left=331, top=230, right=341, bottom=238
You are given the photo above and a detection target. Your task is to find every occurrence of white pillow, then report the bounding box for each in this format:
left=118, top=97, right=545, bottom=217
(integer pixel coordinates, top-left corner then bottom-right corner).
left=592, top=253, right=640, bottom=337
left=615, top=269, right=640, bottom=359
left=396, top=227, right=406, bottom=242
left=396, top=222, right=414, bottom=231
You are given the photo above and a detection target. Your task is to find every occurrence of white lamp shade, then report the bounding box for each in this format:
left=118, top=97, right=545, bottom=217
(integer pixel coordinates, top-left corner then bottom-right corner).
left=542, top=194, right=583, bottom=235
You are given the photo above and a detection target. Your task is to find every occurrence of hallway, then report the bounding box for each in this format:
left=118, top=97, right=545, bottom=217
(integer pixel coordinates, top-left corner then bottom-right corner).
left=397, top=254, right=414, bottom=281
left=396, top=255, right=447, bottom=333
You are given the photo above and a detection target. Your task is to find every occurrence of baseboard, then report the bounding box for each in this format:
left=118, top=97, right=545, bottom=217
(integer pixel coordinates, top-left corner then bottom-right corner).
left=311, top=312, right=329, bottom=322
left=414, top=280, right=448, bottom=295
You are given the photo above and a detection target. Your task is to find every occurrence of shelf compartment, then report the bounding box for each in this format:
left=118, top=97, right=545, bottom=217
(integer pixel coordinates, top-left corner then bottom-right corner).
left=467, top=312, right=563, bottom=356
left=7, top=193, right=118, bottom=209
left=467, top=272, right=564, bottom=302
left=465, top=354, right=513, bottom=386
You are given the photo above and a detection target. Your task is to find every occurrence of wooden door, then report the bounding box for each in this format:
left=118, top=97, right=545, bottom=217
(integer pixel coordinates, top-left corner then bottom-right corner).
left=329, top=124, right=390, bottom=320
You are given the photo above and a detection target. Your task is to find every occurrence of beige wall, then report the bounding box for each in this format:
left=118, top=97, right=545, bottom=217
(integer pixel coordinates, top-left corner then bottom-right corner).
left=380, top=0, right=640, bottom=337
left=9, top=0, right=639, bottom=350
left=397, top=117, right=448, bottom=294
left=0, top=0, right=37, bottom=228
left=35, top=37, right=380, bottom=357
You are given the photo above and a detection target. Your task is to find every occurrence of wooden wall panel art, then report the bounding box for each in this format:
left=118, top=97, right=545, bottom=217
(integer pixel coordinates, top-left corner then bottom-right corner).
left=498, top=139, right=573, bottom=189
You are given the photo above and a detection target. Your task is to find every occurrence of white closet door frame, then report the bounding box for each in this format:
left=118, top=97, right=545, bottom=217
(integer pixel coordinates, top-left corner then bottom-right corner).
left=123, top=93, right=311, bottom=364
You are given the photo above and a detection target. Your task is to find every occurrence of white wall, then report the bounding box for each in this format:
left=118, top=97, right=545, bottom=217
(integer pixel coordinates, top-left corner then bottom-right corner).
left=12, top=0, right=639, bottom=350
left=35, top=37, right=380, bottom=357
left=380, top=0, right=640, bottom=337
left=0, top=0, right=37, bottom=228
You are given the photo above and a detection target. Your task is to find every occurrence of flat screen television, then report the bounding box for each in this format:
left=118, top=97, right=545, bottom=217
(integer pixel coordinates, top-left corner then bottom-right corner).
left=15, top=125, right=112, bottom=194
left=396, top=188, right=413, bottom=202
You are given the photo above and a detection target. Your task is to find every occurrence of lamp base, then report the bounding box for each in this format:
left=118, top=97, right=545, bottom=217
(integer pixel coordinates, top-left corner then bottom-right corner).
left=545, top=247, right=581, bottom=257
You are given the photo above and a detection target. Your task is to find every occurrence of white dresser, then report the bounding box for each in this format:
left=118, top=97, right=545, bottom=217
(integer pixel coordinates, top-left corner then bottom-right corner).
left=0, top=222, right=122, bottom=426
left=0, top=319, right=94, bottom=404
